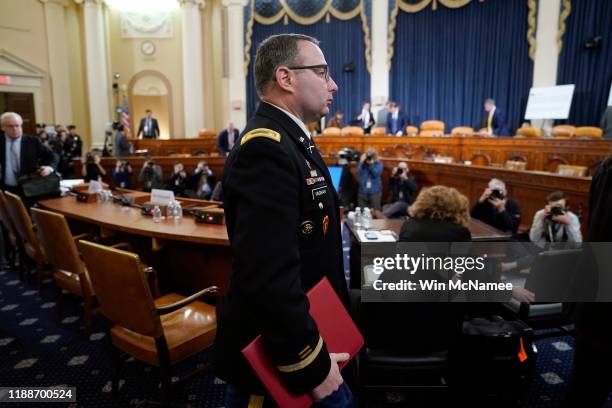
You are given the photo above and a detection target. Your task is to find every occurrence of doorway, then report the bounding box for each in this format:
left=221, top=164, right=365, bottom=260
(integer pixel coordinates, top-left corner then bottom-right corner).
left=128, top=71, right=173, bottom=139
left=0, top=92, right=36, bottom=134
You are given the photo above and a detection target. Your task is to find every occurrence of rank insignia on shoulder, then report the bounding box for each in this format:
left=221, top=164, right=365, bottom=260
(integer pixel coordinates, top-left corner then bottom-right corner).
left=240, top=128, right=281, bottom=145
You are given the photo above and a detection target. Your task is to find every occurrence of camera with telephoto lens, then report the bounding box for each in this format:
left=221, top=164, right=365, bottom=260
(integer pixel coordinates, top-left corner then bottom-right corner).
left=337, top=148, right=360, bottom=165
left=489, top=189, right=505, bottom=200
left=395, top=168, right=404, bottom=176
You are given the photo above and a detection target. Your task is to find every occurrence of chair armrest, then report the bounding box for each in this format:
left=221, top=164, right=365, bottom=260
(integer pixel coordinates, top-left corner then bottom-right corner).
left=143, top=266, right=160, bottom=298
left=72, top=233, right=95, bottom=243
left=157, top=286, right=218, bottom=315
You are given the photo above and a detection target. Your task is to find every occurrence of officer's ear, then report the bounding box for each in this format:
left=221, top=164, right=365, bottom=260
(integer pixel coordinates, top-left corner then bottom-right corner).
left=275, top=66, right=295, bottom=94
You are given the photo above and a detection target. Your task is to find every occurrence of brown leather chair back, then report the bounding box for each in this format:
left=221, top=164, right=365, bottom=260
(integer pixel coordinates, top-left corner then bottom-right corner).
left=405, top=126, right=419, bottom=136
left=322, top=127, right=341, bottom=136
left=0, top=191, right=18, bottom=240
left=450, top=126, right=474, bottom=137
left=4, top=192, right=40, bottom=250
left=198, top=129, right=216, bottom=138
left=575, top=126, right=603, bottom=139
left=341, top=126, right=365, bottom=136
left=371, top=127, right=387, bottom=136
left=516, top=127, right=542, bottom=138
left=470, top=151, right=492, bottom=166
left=420, top=120, right=445, bottom=136
left=79, top=240, right=163, bottom=338
left=552, top=125, right=576, bottom=139
left=30, top=208, right=85, bottom=277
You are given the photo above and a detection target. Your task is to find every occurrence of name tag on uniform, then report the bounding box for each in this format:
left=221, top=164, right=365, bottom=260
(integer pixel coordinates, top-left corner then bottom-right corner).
left=312, top=186, right=328, bottom=200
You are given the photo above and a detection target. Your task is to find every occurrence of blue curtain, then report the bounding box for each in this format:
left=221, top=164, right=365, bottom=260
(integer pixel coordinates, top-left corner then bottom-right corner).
left=557, top=0, right=612, bottom=126
left=390, top=1, right=533, bottom=133
left=246, top=17, right=370, bottom=122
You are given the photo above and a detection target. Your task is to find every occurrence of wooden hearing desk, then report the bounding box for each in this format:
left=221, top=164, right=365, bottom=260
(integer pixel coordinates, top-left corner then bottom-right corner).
left=38, top=193, right=231, bottom=295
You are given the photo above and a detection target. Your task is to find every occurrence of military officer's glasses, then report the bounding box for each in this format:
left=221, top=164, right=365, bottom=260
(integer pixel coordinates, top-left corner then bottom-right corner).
left=286, top=64, right=330, bottom=81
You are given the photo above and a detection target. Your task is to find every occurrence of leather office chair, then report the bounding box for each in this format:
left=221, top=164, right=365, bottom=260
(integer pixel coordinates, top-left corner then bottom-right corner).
left=470, top=151, right=492, bottom=166
left=4, top=192, right=50, bottom=293
left=322, top=126, right=341, bottom=136
left=197, top=129, right=216, bottom=138
left=30, top=208, right=98, bottom=335
left=354, top=288, right=461, bottom=402
left=0, top=191, right=22, bottom=276
left=405, top=125, right=419, bottom=136
left=78, top=240, right=217, bottom=406
left=515, top=127, right=542, bottom=138
left=450, top=126, right=474, bottom=137
left=419, top=120, right=445, bottom=137
left=575, top=126, right=603, bottom=139
left=371, top=127, right=387, bottom=136
left=341, top=126, right=365, bottom=136
left=552, top=125, right=576, bottom=139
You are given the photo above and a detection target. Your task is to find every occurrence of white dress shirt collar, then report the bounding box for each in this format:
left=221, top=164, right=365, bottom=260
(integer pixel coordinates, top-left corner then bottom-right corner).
left=263, top=101, right=311, bottom=139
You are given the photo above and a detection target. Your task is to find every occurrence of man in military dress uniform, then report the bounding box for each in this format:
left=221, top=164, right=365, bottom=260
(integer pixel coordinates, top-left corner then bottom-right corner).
left=214, top=34, right=353, bottom=407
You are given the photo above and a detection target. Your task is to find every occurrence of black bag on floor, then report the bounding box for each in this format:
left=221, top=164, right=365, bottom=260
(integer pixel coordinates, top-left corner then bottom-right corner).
left=453, top=315, right=536, bottom=405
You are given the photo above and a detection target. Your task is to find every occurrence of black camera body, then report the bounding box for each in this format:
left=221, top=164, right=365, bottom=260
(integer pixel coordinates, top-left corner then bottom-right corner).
left=549, top=205, right=565, bottom=217
left=489, top=189, right=505, bottom=200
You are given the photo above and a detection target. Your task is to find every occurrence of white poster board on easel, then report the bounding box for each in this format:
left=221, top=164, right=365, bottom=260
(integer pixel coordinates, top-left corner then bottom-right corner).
left=525, top=85, right=575, bottom=120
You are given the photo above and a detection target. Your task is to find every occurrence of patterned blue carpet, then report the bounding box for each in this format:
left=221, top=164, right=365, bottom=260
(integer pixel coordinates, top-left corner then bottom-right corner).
left=1, top=261, right=610, bottom=407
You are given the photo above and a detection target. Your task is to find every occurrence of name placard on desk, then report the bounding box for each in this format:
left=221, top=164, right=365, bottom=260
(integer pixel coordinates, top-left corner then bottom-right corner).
left=150, top=189, right=175, bottom=205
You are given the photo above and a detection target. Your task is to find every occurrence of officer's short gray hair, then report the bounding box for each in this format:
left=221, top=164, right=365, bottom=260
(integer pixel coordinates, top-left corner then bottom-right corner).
left=254, top=33, right=320, bottom=97
left=489, top=178, right=506, bottom=192
left=0, top=112, right=23, bottom=126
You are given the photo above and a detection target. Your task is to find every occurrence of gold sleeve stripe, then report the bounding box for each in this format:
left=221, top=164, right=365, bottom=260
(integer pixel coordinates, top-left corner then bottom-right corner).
left=247, top=395, right=264, bottom=408
left=240, top=128, right=281, bottom=145
left=277, top=336, right=323, bottom=373
left=299, top=346, right=313, bottom=358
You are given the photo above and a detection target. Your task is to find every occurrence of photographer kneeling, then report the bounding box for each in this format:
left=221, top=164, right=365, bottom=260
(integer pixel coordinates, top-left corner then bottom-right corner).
left=529, top=191, right=582, bottom=245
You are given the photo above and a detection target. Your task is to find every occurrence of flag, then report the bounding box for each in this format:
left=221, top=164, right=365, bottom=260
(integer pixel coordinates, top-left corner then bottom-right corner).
left=120, top=95, right=132, bottom=137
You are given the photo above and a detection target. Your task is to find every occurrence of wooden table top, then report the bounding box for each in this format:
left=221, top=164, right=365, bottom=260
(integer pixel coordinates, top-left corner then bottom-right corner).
left=348, top=217, right=511, bottom=243
left=38, top=195, right=230, bottom=246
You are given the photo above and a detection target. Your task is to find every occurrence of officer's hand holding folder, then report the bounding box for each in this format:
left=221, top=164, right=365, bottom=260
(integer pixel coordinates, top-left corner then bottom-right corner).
left=241, top=277, right=364, bottom=407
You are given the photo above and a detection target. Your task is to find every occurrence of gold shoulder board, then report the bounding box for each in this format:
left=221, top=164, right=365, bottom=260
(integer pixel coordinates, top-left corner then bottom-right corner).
left=240, top=128, right=281, bottom=145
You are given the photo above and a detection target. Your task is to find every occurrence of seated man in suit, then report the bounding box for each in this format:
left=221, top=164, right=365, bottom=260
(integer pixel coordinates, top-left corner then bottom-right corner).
left=0, top=112, right=57, bottom=196
left=386, top=102, right=408, bottom=136
left=479, top=98, right=511, bottom=136
left=136, top=109, right=160, bottom=139
left=217, top=122, right=240, bottom=156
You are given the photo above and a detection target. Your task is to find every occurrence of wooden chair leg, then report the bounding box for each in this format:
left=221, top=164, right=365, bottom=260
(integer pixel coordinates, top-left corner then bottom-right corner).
left=83, top=296, right=93, bottom=337
left=36, top=260, right=44, bottom=294
left=55, top=287, right=63, bottom=323
left=155, top=337, right=172, bottom=407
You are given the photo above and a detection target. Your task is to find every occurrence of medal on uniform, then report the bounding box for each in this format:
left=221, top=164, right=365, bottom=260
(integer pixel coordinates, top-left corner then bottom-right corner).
left=300, top=220, right=315, bottom=237
left=305, top=159, right=318, bottom=177
left=322, top=215, right=329, bottom=235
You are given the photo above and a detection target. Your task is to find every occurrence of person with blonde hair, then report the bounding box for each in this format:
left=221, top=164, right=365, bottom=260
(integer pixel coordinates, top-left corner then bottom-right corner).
left=399, top=185, right=471, bottom=242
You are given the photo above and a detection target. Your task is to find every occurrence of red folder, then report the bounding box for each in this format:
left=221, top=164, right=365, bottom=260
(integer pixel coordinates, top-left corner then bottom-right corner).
left=241, top=277, right=364, bottom=408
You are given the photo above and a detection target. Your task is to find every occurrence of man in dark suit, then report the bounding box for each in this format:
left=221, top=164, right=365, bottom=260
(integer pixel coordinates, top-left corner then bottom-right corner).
left=386, top=102, right=408, bottom=136
left=136, top=109, right=160, bottom=139
left=353, top=101, right=375, bottom=134
left=0, top=112, right=57, bottom=196
left=215, top=34, right=353, bottom=407
left=480, top=98, right=511, bottom=136
left=216, top=122, right=240, bottom=156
